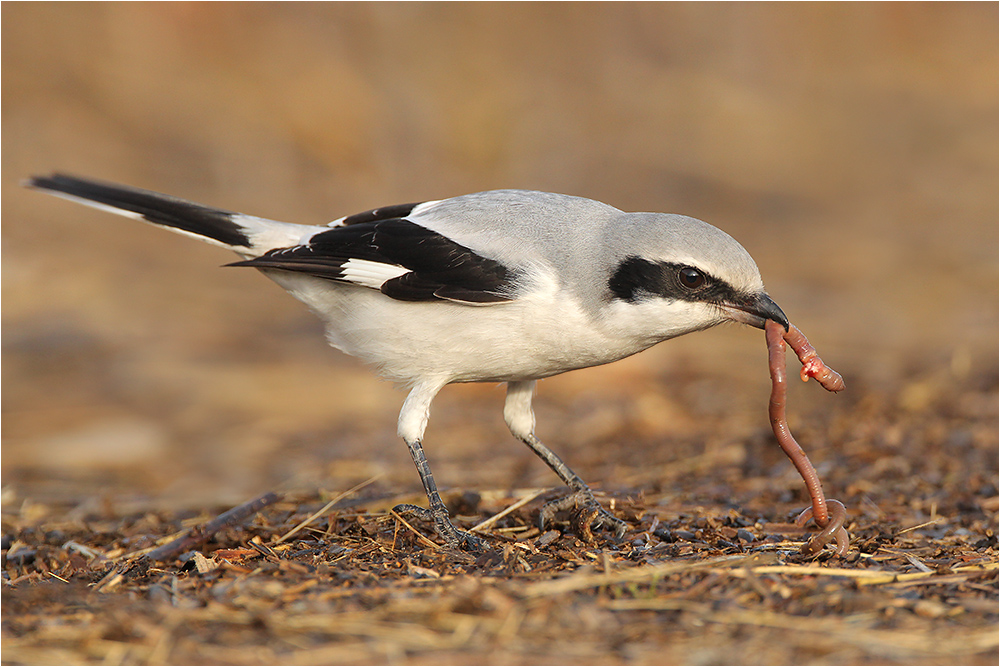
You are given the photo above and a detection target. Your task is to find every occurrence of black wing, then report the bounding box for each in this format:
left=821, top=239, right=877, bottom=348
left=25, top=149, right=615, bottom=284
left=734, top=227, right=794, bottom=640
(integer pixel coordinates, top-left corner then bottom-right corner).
left=336, top=202, right=423, bottom=226
left=230, top=218, right=516, bottom=305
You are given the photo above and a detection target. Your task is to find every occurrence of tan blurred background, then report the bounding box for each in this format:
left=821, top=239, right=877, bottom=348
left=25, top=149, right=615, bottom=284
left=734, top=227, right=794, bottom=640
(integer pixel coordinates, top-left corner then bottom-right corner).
left=3, top=4, right=996, bottom=511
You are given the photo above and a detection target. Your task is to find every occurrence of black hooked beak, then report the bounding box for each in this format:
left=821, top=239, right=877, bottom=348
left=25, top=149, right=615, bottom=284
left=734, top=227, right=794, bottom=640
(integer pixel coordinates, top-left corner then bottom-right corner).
left=721, top=292, right=789, bottom=331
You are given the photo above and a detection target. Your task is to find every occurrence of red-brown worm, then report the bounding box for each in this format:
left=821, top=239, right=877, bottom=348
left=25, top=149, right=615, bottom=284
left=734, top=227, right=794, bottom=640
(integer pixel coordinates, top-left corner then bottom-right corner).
left=783, top=324, right=846, bottom=393
left=796, top=499, right=849, bottom=556
left=765, top=319, right=849, bottom=556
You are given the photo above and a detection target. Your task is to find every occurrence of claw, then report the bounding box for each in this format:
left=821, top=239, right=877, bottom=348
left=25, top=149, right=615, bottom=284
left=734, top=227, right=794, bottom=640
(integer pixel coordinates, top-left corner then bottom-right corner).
left=538, top=489, right=628, bottom=542
left=392, top=503, right=487, bottom=552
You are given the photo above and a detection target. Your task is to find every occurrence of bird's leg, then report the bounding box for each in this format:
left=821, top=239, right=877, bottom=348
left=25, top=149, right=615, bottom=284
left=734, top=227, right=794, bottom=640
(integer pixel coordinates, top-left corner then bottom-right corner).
left=393, top=381, right=486, bottom=552
left=393, top=437, right=486, bottom=551
left=518, top=432, right=628, bottom=540
left=504, top=380, right=628, bottom=540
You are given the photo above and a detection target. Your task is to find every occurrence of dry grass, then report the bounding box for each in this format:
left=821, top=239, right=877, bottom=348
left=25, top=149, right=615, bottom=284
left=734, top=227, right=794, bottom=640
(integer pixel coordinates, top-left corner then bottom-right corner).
left=4, top=362, right=997, bottom=665
left=4, top=426, right=997, bottom=665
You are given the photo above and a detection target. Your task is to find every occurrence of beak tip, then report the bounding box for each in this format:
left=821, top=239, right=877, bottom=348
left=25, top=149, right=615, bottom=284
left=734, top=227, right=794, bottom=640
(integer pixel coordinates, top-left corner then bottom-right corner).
left=746, top=293, right=789, bottom=331
left=720, top=292, right=790, bottom=331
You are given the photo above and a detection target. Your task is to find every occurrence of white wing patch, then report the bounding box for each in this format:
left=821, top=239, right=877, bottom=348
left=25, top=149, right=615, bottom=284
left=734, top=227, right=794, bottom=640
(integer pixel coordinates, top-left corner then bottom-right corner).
left=339, top=258, right=409, bottom=289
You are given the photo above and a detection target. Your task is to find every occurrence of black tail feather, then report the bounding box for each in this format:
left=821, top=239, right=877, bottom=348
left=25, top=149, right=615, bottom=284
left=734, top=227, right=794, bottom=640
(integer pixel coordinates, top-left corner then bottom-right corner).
left=27, top=174, right=251, bottom=248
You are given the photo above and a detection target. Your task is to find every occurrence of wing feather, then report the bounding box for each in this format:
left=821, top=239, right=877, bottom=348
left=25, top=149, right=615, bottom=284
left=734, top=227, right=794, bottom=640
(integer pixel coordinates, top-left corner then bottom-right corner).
left=230, top=218, right=516, bottom=305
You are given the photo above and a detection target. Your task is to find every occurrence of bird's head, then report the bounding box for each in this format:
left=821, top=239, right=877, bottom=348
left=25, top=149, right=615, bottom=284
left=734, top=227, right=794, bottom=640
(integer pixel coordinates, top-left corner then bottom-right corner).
left=604, top=213, right=788, bottom=341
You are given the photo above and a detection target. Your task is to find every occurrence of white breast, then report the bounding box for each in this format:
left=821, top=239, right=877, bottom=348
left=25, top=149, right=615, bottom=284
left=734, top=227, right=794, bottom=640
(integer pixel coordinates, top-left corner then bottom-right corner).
left=262, top=269, right=655, bottom=386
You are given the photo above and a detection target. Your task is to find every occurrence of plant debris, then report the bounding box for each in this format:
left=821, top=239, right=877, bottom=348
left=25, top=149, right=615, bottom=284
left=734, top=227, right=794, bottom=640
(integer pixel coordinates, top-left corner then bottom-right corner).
left=4, top=362, right=998, bottom=667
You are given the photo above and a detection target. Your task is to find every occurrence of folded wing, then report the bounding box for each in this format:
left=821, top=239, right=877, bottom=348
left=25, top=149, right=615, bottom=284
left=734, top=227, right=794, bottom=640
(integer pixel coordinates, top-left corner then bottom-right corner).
left=230, top=218, right=517, bottom=305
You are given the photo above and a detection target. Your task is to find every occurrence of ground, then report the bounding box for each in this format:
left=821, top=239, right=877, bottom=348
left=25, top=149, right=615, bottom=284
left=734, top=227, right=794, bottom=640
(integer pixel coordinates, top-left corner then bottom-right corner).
left=3, top=4, right=997, bottom=665
left=3, top=358, right=997, bottom=664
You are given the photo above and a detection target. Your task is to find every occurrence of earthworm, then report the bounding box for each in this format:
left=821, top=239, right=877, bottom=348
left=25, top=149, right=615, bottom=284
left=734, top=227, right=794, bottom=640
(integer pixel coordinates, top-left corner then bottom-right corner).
left=765, top=319, right=849, bottom=556
left=783, top=324, right=846, bottom=393
left=795, top=499, right=849, bottom=556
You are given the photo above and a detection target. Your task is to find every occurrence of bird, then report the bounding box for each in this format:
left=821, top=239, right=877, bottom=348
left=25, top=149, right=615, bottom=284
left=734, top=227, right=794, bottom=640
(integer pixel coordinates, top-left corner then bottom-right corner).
left=26, top=174, right=789, bottom=551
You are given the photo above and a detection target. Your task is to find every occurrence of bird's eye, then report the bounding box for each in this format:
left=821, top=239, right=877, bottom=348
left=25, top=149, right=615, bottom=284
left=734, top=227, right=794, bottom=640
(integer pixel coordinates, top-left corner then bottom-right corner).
left=679, top=267, right=706, bottom=289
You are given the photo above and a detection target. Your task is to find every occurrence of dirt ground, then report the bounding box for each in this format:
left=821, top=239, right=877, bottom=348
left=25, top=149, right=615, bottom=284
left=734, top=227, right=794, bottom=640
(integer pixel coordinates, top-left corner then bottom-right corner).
left=3, top=4, right=997, bottom=665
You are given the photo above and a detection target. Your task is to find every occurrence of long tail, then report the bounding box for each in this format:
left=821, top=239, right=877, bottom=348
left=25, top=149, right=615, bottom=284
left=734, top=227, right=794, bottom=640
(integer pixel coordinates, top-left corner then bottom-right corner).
left=26, top=174, right=318, bottom=255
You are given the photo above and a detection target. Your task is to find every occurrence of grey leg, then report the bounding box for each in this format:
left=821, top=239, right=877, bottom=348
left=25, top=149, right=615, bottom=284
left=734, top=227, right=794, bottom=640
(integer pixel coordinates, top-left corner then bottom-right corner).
left=393, top=380, right=486, bottom=551
left=504, top=380, right=627, bottom=539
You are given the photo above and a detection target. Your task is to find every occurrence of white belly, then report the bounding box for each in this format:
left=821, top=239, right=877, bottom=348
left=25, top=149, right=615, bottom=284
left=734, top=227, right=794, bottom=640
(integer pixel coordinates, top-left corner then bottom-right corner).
left=263, top=271, right=656, bottom=386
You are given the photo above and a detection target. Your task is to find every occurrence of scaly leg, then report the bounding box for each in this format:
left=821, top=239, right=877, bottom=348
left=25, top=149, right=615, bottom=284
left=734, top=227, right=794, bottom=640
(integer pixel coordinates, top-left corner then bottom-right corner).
left=504, top=380, right=627, bottom=539
left=392, top=380, right=486, bottom=551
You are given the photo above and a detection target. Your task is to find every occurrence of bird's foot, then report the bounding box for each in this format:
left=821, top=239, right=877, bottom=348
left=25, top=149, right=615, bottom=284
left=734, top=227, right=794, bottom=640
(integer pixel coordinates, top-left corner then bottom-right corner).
left=392, top=503, right=487, bottom=552
left=538, top=489, right=628, bottom=542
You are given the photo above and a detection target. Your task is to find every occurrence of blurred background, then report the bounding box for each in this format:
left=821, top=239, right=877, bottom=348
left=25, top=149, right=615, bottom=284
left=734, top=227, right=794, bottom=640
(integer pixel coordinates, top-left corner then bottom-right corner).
left=3, top=4, right=996, bottom=513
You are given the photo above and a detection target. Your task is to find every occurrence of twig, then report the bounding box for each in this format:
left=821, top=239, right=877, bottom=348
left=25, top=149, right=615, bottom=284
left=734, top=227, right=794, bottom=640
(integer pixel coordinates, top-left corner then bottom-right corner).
left=521, top=554, right=755, bottom=597
left=389, top=509, right=442, bottom=550
left=725, top=561, right=998, bottom=586
left=470, top=488, right=548, bottom=533
left=895, top=517, right=946, bottom=535
left=146, top=492, right=282, bottom=562
left=276, top=475, right=383, bottom=543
